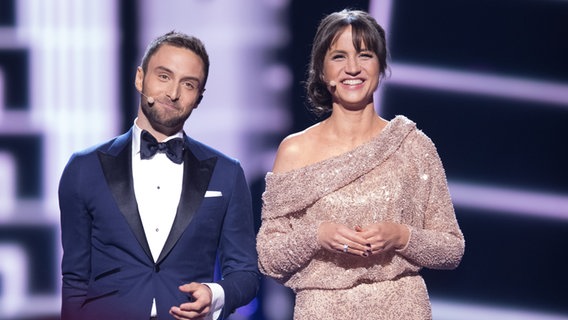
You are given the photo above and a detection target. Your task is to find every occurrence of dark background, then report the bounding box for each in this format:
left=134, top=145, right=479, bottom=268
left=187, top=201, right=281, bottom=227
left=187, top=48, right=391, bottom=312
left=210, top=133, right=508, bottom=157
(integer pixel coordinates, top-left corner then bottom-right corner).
left=0, top=0, right=566, bottom=319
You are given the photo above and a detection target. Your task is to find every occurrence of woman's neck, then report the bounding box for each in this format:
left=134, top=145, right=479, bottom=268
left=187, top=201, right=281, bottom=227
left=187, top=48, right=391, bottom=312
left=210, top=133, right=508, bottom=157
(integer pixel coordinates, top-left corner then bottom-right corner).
left=323, top=106, right=386, bottom=146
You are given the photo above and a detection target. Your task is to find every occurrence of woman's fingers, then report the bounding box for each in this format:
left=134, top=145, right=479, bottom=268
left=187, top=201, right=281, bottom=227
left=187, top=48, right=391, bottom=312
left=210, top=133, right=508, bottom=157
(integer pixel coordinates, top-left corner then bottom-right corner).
left=319, top=221, right=372, bottom=256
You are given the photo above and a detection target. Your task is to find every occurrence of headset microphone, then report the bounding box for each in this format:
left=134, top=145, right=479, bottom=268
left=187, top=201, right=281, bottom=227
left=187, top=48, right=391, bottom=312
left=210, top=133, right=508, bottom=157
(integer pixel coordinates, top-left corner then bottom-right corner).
left=139, top=90, right=155, bottom=105
left=329, top=80, right=337, bottom=87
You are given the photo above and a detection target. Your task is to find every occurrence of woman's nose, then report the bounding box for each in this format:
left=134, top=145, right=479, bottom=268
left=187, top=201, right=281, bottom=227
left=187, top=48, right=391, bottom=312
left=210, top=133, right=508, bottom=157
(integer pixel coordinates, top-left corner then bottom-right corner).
left=345, top=57, right=361, bottom=74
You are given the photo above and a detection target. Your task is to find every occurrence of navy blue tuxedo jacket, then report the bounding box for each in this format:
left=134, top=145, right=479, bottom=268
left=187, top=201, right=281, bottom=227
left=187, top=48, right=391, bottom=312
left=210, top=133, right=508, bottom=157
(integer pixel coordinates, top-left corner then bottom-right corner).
left=59, top=129, right=260, bottom=319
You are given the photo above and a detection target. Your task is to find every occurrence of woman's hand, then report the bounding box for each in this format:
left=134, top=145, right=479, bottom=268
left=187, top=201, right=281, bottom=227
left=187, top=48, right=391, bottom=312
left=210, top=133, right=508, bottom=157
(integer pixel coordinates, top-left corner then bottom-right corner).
left=318, top=221, right=372, bottom=257
left=355, top=222, right=410, bottom=253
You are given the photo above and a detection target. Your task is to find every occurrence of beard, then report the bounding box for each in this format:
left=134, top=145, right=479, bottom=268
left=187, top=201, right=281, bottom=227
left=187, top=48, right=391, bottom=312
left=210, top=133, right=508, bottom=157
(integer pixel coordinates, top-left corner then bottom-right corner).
left=140, top=100, right=191, bottom=131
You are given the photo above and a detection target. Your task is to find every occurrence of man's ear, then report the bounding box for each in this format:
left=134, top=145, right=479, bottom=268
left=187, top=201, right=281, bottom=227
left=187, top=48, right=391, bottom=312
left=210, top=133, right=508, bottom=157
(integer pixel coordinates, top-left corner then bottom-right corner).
left=135, top=66, right=144, bottom=92
left=195, top=88, right=205, bottom=107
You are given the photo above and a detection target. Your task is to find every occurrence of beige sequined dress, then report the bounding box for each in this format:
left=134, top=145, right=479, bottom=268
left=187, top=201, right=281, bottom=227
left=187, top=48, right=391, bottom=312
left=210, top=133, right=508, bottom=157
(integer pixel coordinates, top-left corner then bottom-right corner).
left=257, top=116, right=465, bottom=320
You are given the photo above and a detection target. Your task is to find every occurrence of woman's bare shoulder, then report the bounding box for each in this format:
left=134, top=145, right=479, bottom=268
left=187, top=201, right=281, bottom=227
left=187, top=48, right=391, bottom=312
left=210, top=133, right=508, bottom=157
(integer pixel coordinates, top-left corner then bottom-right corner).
left=272, top=124, right=321, bottom=173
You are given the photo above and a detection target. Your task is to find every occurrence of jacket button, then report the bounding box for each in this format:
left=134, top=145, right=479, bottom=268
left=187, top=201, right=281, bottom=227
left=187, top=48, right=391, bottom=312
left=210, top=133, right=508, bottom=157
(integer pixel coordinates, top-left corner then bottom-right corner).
left=154, top=265, right=160, bottom=273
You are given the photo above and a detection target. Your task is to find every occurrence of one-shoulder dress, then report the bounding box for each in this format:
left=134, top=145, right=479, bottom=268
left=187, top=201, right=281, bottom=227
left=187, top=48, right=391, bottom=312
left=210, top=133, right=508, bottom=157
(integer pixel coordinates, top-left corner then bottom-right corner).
left=257, top=116, right=465, bottom=320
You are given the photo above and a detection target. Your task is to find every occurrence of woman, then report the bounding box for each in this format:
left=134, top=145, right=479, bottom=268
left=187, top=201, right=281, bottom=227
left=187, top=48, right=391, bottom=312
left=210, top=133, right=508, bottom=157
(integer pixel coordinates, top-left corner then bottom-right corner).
left=256, top=9, right=465, bottom=320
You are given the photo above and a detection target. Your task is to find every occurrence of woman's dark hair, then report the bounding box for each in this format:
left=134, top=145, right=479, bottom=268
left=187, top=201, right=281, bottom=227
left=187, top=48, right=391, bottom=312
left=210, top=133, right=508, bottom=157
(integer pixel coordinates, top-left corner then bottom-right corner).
left=140, top=31, right=210, bottom=91
left=306, top=9, right=389, bottom=118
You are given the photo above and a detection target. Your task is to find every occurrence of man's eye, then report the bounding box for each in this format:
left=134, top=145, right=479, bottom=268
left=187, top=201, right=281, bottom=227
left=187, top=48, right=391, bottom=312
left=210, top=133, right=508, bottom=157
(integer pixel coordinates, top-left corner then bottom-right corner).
left=184, top=82, right=197, bottom=90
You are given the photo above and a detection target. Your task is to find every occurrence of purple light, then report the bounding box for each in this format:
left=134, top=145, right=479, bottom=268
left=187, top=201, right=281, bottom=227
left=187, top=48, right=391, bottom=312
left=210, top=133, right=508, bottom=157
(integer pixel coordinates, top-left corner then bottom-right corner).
left=450, top=181, right=568, bottom=220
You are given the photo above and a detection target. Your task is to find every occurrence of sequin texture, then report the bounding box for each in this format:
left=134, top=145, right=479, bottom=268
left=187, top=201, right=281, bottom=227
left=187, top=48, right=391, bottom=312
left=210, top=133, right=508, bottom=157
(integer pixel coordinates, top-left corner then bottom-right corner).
left=256, top=116, right=465, bottom=319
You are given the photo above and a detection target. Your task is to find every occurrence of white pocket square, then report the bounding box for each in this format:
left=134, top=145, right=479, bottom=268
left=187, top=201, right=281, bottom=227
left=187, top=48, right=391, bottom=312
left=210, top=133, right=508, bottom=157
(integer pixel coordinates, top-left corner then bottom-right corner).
left=204, top=191, right=222, bottom=197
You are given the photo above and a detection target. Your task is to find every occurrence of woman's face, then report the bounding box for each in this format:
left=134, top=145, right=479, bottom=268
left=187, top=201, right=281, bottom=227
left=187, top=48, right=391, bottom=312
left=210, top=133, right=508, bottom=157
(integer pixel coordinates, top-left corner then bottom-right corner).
left=322, top=25, right=380, bottom=110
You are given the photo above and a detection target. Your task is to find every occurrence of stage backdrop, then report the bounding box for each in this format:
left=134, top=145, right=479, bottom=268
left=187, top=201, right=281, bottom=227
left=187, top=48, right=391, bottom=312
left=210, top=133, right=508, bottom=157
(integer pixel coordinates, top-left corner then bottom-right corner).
left=0, top=0, right=567, bottom=319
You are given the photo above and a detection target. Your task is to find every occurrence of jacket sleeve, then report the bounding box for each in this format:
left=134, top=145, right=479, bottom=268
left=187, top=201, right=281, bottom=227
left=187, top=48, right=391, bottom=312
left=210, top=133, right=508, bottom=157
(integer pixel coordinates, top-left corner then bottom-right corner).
left=397, top=137, right=465, bottom=270
left=216, top=163, right=260, bottom=319
left=59, top=153, right=92, bottom=319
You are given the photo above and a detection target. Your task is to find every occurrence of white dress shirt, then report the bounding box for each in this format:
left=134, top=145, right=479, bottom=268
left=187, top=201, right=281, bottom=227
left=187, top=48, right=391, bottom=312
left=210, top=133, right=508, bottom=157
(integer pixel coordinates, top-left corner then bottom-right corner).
left=131, top=121, right=224, bottom=319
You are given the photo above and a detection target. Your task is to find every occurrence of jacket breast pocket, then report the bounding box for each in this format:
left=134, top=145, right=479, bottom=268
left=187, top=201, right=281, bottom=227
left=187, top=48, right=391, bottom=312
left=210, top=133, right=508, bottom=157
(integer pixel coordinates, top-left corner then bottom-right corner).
left=192, top=197, right=227, bottom=236
left=198, top=196, right=226, bottom=213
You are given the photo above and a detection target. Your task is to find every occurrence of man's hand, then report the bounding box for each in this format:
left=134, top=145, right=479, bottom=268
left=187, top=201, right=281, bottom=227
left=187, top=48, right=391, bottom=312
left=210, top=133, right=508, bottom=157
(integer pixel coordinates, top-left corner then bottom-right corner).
left=169, top=282, right=213, bottom=320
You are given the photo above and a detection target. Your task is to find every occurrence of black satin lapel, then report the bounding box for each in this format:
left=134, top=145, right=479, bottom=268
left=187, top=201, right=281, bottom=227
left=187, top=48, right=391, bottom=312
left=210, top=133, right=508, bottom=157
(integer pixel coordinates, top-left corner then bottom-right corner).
left=156, top=149, right=218, bottom=264
left=98, top=145, right=153, bottom=262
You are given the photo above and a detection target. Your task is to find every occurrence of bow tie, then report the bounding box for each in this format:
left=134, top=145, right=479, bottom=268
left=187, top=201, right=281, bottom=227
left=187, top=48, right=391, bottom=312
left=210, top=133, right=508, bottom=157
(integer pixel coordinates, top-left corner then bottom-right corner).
left=140, top=130, right=184, bottom=164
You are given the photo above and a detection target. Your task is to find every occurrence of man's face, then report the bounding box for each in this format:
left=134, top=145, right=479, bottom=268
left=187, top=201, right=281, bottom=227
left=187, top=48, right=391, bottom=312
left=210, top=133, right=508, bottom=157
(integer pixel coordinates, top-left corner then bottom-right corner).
left=135, top=44, right=205, bottom=135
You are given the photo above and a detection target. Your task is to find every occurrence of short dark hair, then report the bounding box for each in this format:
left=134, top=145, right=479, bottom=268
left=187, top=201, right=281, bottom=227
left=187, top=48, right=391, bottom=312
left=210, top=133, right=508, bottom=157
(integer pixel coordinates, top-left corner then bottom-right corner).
left=140, top=31, right=210, bottom=90
left=306, top=9, right=389, bottom=118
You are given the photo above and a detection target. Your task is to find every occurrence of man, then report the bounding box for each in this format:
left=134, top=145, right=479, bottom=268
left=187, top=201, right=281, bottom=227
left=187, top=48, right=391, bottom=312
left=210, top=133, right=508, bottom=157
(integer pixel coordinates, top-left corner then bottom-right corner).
left=59, top=31, right=260, bottom=320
